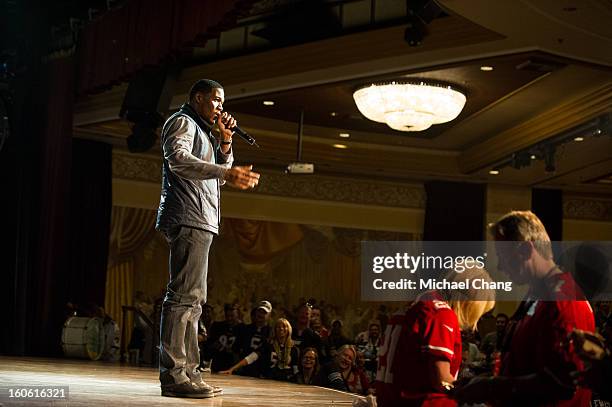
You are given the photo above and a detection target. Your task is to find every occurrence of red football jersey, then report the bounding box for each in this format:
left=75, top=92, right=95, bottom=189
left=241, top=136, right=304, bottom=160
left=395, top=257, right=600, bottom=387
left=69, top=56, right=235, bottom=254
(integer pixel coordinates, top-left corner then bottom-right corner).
left=378, top=291, right=461, bottom=407
left=501, top=272, right=595, bottom=407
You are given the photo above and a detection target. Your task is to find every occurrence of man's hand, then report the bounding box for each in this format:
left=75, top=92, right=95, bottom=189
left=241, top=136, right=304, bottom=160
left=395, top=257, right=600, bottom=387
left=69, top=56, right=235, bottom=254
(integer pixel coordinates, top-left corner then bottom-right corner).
left=217, top=111, right=236, bottom=142
left=224, top=165, right=260, bottom=190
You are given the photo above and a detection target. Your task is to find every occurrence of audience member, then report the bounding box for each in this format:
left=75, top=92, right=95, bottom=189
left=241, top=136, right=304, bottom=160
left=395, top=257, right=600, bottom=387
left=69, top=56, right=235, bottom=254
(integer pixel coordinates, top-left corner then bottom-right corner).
left=202, top=303, right=243, bottom=372
left=454, top=210, right=596, bottom=407
left=235, top=300, right=273, bottom=377
left=310, top=305, right=329, bottom=339
left=322, top=319, right=352, bottom=363
left=221, top=318, right=299, bottom=382
left=321, top=344, right=370, bottom=395
left=291, top=303, right=322, bottom=354
left=480, top=313, right=509, bottom=367
left=295, top=347, right=322, bottom=385
left=355, top=320, right=381, bottom=382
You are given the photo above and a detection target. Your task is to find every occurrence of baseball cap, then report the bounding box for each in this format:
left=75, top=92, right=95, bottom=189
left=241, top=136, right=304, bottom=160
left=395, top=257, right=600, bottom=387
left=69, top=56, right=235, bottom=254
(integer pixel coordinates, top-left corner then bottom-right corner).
left=257, top=300, right=272, bottom=314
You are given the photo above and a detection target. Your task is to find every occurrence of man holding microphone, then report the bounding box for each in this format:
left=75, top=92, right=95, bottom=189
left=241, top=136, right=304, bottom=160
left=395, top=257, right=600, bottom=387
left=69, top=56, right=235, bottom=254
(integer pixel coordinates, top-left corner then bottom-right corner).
left=156, top=79, right=260, bottom=398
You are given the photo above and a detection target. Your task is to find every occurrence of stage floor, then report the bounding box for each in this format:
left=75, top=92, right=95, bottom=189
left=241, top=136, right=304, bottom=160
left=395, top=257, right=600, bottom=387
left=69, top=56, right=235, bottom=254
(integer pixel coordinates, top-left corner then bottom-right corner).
left=0, top=356, right=358, bottom=406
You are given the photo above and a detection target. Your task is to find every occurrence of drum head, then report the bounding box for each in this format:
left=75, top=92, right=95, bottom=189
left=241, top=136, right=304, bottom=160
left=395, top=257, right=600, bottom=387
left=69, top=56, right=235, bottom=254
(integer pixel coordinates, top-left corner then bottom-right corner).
left=62, top=317, right=105, bottom=360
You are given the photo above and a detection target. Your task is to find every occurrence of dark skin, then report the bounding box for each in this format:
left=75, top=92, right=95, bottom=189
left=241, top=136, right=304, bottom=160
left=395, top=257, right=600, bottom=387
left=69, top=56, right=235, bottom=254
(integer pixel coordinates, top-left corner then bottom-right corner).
left=191, top=88, right=260, bottom=190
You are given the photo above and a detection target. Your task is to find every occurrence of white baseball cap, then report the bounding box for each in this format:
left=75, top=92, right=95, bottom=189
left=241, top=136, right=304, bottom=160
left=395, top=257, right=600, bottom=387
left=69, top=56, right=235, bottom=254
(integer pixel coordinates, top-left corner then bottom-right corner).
left=257, top=300, right=272, bottom=314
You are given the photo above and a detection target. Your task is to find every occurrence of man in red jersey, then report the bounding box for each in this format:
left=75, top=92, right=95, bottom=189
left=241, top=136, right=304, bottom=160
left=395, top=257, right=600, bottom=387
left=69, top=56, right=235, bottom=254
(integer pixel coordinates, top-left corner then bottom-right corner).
left=454, top=210, right=595, bottom=407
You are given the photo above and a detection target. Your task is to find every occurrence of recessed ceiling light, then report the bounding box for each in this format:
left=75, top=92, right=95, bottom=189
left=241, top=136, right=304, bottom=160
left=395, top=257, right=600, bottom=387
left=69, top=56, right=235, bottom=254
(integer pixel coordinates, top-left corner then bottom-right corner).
left=530, top=154, right=537, bottom=160
left=333, top=143, right=348, bottom=149
left=489, top=169, right=500, bottom=175
left=263, top=101, right=274, bottom=106
left=480, top=66, right=494, bottom=71
left=330, top=112, right=338, bottom=117
left=573, top=136, right=584, bottom=142
left=339, top=133, right=350, bottom=138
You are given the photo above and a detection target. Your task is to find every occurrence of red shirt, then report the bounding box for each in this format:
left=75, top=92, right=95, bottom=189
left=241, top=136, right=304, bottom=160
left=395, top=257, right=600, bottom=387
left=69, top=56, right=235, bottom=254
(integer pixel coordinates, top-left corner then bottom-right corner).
left=501, top=272, right=595, bottom=407
left=378, top=292, right=461, bottom=407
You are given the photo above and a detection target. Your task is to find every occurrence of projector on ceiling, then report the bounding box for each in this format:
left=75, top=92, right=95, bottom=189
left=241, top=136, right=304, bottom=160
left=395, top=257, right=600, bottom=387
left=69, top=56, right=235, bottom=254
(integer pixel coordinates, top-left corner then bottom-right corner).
left=286, top=162, right=314, bottom=174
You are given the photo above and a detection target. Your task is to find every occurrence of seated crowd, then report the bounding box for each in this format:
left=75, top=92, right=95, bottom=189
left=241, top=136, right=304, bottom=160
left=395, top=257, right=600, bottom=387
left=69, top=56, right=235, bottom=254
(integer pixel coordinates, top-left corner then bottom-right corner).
left=197, top=299, right=384, bottom=396
left=124, top=289, right=611, bottom=401
left=123, top=211, right=610, bottom=405
left=195, top=294, right=611, bottom=401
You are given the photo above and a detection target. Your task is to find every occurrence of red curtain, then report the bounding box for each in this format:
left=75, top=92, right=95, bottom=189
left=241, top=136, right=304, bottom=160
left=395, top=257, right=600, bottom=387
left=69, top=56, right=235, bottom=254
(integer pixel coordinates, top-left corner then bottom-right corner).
left=77, top=0, right=255, bottom=94
left=27, top=56, right=113, bottom=356
left=29, top=56, right=76, bottom=356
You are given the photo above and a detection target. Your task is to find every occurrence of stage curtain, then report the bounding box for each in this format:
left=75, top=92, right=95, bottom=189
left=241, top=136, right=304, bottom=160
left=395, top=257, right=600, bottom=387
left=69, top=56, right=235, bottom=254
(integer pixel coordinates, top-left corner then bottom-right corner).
left=105, top=206, right=157, bottom=346
left=77, top=0, right=256, bottom=94
left=105, top=259, right=135, bottom=350
left=226, top=219, right=304, bottom=264
left=28, top=56, right=75, bottom=356
left=108, top=206, right=157, bottom=266
left=68, top=139, right=112, bottom=310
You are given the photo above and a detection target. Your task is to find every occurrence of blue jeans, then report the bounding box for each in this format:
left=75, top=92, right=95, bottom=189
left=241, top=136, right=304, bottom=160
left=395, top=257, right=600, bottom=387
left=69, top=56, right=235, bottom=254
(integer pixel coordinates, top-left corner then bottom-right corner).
left=159, top=225, right=213, bottom=386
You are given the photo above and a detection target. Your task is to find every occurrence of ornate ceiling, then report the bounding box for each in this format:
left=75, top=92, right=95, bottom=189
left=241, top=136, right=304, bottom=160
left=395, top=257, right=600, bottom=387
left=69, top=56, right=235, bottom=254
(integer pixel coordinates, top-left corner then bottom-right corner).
left=74, top=0, right=612, bottom=194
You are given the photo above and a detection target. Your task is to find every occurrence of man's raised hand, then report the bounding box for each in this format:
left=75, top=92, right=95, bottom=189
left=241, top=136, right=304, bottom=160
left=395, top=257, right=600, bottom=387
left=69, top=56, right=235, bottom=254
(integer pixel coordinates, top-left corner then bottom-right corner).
left=224, top=165, right=260, bottom=190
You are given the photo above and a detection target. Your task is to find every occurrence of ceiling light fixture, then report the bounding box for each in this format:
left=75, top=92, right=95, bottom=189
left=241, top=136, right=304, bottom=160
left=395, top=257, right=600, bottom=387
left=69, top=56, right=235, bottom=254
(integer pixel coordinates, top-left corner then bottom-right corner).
left=333, top=143, right=348, bottom=149
left=353, top=80, right=466, bottom=132
left=263, top=101, right=275, bottom=106
left=489, top=169, right=500, bottom=175
left=480, top=66, right=494, bottom=71
left=339, top=133, right=350, bottom=138
left=487, top=113, right=611, bottom=175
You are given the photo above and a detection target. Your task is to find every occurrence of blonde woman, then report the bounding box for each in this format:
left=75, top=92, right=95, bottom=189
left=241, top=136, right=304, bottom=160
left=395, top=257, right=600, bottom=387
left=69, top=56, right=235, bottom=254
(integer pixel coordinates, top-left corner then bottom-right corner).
left=220, top=318, right=299, bottom=381
left=320, top=344, right=371, bottom=395
left=378, top=266, right=495, bottom=407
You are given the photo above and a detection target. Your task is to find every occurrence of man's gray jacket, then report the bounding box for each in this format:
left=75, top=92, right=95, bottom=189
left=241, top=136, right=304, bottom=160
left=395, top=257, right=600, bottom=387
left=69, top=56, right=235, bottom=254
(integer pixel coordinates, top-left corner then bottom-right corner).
left=156, top=104, right=233, bottom=235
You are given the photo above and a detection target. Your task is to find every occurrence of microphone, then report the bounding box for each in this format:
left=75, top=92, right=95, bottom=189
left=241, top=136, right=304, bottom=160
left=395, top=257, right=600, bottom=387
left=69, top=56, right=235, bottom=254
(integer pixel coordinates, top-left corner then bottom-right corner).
left=218, top=111, right=258, bottom=147
left=231, top=125, right=258, bottom=147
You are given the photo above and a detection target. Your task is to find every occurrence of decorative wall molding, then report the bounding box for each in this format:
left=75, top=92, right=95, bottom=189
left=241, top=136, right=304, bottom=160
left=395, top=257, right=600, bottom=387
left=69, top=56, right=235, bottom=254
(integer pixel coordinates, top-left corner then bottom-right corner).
left=112, top=151, right=425, bottom=209
left=113, top=152, right=161, bottom=183
left=564, top=197, right=612, bottom=221
left=252, top=172, right=425, bottom=209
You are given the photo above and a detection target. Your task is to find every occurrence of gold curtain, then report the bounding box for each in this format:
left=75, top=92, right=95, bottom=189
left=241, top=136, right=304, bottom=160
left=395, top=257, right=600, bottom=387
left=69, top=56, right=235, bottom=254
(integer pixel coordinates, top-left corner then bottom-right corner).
left=104, top=206, right=157, bottom=348
left=226, top=219, right=304, bottom=263
left=108, top=207, right=157, bottom=266
left=105, top=259, right=134, bottom=348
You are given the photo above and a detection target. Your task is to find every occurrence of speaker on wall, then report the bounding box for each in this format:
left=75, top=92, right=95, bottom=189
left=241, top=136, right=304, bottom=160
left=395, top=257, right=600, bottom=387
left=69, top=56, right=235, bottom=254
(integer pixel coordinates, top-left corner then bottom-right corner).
left=119, top=65, right=178, bottom=153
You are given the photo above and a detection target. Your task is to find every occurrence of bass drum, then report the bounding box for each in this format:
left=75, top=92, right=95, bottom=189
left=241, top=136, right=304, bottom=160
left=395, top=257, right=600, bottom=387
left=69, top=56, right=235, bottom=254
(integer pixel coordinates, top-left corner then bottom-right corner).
left=61, top=317, right=105, bottom=360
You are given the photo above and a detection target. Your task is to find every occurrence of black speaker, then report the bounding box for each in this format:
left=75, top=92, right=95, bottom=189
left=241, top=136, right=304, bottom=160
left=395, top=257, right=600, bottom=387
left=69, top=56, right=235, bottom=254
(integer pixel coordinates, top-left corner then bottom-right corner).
left=120, top=65, right=176, bottom=120
left=120, top=65, right=177, bottom=152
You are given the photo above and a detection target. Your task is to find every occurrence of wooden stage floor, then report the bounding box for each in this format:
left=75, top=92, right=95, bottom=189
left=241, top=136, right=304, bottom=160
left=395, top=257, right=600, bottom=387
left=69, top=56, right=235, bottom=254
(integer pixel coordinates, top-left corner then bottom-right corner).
left=0, top=357, right=359, bottom=406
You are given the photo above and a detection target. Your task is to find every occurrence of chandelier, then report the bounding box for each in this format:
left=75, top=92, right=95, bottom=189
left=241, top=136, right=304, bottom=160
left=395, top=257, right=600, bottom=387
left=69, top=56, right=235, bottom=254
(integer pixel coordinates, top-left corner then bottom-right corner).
left=353, top=80, right=467, bottom=132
